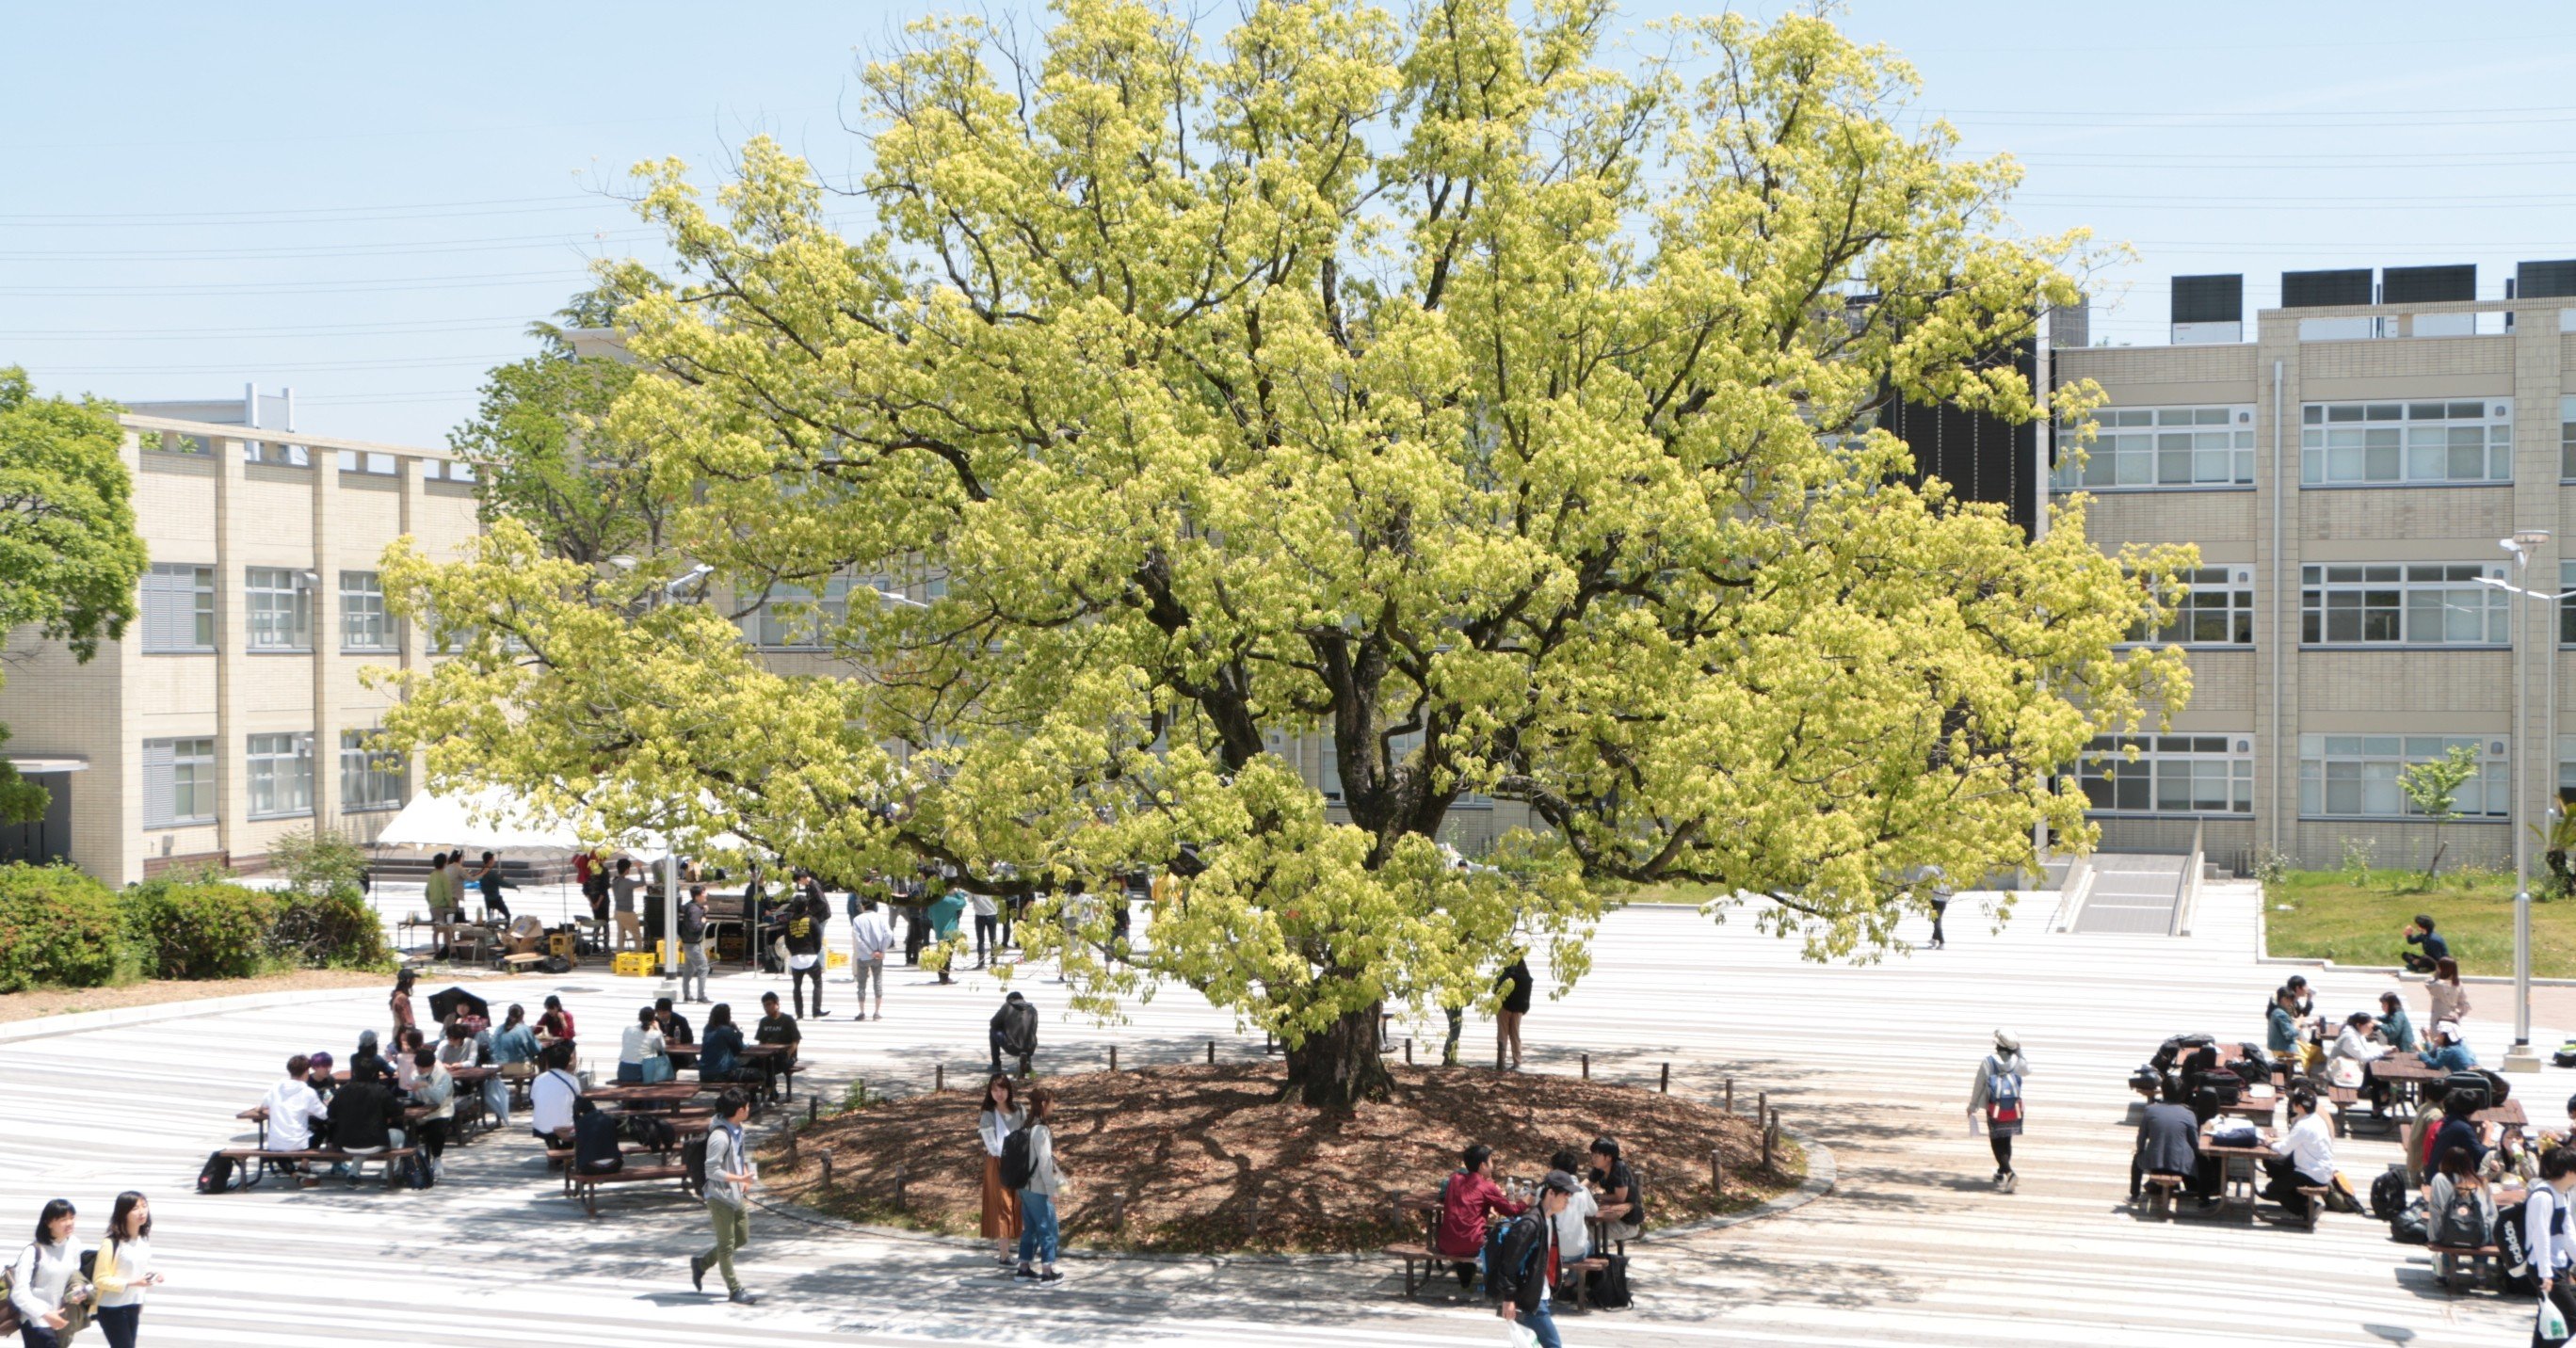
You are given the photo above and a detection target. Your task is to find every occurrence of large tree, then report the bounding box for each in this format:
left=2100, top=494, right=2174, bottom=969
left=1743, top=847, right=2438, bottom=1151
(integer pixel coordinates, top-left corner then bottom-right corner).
left=378, top=0, right=2189, bottom=1106
left=0, top=366, right=147, bottom=822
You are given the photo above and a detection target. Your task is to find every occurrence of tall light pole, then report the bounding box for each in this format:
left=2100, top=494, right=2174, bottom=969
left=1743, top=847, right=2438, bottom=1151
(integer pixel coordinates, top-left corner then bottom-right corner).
left=2489, top=531, right=2554, bottom=1073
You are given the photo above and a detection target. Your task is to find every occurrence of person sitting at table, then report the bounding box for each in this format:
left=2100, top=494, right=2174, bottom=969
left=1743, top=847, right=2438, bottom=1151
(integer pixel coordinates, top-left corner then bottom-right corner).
left=303, top=1051, right=338, bottom=1100
left=1434, top=1144, right=1526, bottom=1291
left=392, top=1027, right=428, bottom=1093
left=2264, top=987, right=2302, bottom=1058
left=486, top=1004, right=539, bottom=1130
left=2418, top=1020, right=2478, bottom=1073
left=260, top=1054, right=330, bottom=1156
left=653, top=996, right=695, bottom=1048
left=327, top=1069, right=404, bottom=1159
left=2327, top=1010, right=2391, bottom=1110
left=2427, top=1145, right=2496, bottom=1244
left=347, top=1030, right=397, bottom=1088
left=753, top=991, right=801, bottom=1104
left=572, top=1098, right=624, bottom=1176
left=538, top=994, right=577, bottom=1047
left=1546, top=1147, right=1597, bottom=1267
left=2374, top=991, right=2419, bottom=1055
left=2260, top=1088, right=2335, bottom=1212
left=2132, top=1083, right=2219, bottom=1212
left=2403, top=1080, right=2450, bottom=1187
left=436, top=1020, right=479, bottom=1071
left=530, top=1042, right=582, bottom=1145
left=1587, top=1135, right=1643, bottom=1243
left=698, top=1003, right=763, bottom=1086
left=618, top=1005, right=671, bottom=1084
left=2403, top=913, right=2451, bottom=975
left=409, top=1048, right=455, bottom=1173
left=2426, top=1092, right=2491, bottom=1179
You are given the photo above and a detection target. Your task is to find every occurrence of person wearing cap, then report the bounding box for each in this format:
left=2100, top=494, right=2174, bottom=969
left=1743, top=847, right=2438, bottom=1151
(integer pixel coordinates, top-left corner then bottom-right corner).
left=1434, top=1144, right=1526, bottom=1289
left=1967, top=1030, right=2029, bottom=1192
left=1489, top=1171, right=1577, bottom=1348
left=2417, top=1020, right=2478, bottom=1073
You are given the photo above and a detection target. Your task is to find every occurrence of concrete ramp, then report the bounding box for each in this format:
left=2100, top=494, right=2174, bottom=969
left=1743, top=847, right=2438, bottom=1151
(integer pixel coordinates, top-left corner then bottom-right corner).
left=2072, top=853, right=2188, bottom=934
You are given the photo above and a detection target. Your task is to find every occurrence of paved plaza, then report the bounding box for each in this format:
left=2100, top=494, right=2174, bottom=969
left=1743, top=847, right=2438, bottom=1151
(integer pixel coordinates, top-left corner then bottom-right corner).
left=0, top=882, right=2553, bottom=1345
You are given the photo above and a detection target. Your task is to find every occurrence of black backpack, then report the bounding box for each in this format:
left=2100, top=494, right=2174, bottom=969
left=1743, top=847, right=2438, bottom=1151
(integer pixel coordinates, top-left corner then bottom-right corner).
left=196, top=1151, right=241, bottom=1195
left=999, top=1127, right=1037, bottom=1191
left=1585, top=1252, right=1633, bottom=1309
left=2150, top=1033, right=2217, bottom=1072
left=2443, top=1070, right=2492, bottom=1114
left=623, top=1115, right=677, bottom=1150
left=2434, top=1184, right=2494, bottom=1248
left=2391, top=1195, right=2429, bottom=1244
left=683, top=1135, right=710, bottom=1195
left=2232, top=1045, right=2275, bottom=1086
left=2501, top=1199, right=2540, bottom=1293
left=2199, top=1069, right=2244, bottom=1106
left=2369, top=1167, right=2407, bottom=1220
left=396, top=1150, right=436, bottom=1190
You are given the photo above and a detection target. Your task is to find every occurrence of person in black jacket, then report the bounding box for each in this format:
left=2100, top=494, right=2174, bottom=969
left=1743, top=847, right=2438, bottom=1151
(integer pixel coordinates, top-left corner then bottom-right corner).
left=1490, top=1171, right=1575, bottom=1348
left=326, top=1077, right=403, bottom=1157
left=990, top=991, right=1039, bottom=1077
left=2131, top=1085, right=2218, bottom=1210
left=653, top=996, right=695, bottom=1047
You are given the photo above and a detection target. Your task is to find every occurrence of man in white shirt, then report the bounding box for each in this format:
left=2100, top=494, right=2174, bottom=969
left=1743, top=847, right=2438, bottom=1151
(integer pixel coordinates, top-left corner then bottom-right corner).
left=530, top=1044, right=583, bottom=1143
left=260, top=1054, right=330, bottom=1153
left=2262, top=1088, right=2336, bottom=1212
left=847, top=896, right=894, bottom=1021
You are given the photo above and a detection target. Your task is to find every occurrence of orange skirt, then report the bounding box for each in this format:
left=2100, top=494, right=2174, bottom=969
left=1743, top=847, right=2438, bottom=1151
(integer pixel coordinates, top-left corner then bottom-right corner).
left=981, top=1153, right=1022, bottom=1239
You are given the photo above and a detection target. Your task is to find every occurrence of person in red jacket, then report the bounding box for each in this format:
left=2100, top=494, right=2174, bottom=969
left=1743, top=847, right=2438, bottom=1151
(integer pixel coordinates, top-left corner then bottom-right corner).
left=1434, top=1144, right=1526, bottom=1290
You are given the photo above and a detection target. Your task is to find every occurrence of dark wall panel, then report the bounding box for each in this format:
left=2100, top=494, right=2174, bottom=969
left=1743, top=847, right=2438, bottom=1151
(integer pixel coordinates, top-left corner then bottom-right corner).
left=2281, top=268, right=2374, bottom=309
left=2170, top=273, right=2243, bottom=324
left=2381, top=265, right=2474, bottom=304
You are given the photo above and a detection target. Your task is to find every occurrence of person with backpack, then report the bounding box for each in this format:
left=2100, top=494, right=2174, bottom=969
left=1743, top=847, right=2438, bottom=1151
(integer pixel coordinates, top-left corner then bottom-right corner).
left=990, top=992, right=1039, bottom=1078
left=678, top=890, right=711, bottom=1005
left=1968, top=1031, right=2029, bottom=1192
left=1007, top=1086, right=1069, bottom=1284
left=2526, top=1147, right=2576, bottom=1340
left=2404, top=913, right=2450, bottom=974
left=977, top=1075, right=1026, bottom=1266
left=8, top=1199, right=88, bottom=1348
left=88, top=1192, right=156, bottom=1348
left=926, top=887, right=968, bottom=985
left=1434, top=1144, right=1528, bottom=1290
left=687, top=1089, right=762, bottom=1305
left=1587, top=1135, right=1643, bottom=1243
left=1488, top=1171, right=1579, bottom=1348
left=2429, top=1147, right=2497, bottom=1249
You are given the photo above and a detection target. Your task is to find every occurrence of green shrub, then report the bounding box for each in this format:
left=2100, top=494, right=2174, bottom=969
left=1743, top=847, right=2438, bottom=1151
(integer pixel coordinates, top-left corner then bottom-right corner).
left=269, top=882, right=393, bottom=970
left=122, top=875, right=278, bottom=980
left=267, top=826, right=368, bottom=897
left=0, top=863, right=129, bottom=992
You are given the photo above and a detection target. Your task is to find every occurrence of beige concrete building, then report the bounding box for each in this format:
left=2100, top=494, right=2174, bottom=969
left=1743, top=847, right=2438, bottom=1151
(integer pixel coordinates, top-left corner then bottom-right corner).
left=0, top=407, right=481, bottom=884
left=2059, top=262, right=2576, bottom=875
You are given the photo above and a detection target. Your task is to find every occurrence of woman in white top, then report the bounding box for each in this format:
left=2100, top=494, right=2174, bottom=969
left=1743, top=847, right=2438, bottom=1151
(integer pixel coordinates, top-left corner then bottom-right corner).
left=617, top=1005, right=670, bottom=1084
left=8, top=1198, right=86, bottom=1348
left=2425, top=956, right=2470, bottom=1030
left=976, top=1075, right=1026, bottom=1264
left=89, top=1191, right=159, bottom=1348
left=2529, top=1147, right=2576, bottom=1335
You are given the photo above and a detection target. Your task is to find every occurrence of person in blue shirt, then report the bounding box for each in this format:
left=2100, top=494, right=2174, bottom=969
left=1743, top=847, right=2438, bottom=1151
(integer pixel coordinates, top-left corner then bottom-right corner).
left=2418, top=1021, right=2478, bottom=1072
left=2265, top=987, right=2302, bottom=1055
left=698, top=1003, right=761, bottom=1086
left=2404, top=914, right=2450, bottom=974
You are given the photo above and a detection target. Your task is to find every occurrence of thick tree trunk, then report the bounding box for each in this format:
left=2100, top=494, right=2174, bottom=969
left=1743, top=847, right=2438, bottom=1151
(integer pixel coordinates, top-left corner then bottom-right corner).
left=1282, top=1002, right=1394, bottom=1109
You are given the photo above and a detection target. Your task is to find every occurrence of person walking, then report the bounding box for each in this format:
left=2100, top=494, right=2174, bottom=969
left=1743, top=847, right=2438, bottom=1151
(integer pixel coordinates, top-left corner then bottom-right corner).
left=977, top=1075, right=1025, bottom=1265
left=88, top=1192, right=156, bottom=1348
left=1495, top=955, right=1533, bottom=1071
left=1925, top=869, right=1953, bottom=949
left=611, top=859, right=644, bottom=954
left=678, top=888, right=711, bottom=1005
left=1489, top=1172, right=1578, bottom=1348
left=785, top=893, right=828, bottom=1019
left=1013, top=1086, right=1068, bottom=1283
left=2526, top=1147, right=2576, bottom=1342
left=848, top=897, right=894, bottom=1021
left=971, top=891, right=1001, bottom=969
left=928, top=887, right=968, bottom=985
left=688, top=1089, right=762, bottom=1305
left=8, top=1199, right=88, bottom=1348
left=1968, top=1030, right=2028, bottom=1192
left=990, top=991, right=1038, bottom=1078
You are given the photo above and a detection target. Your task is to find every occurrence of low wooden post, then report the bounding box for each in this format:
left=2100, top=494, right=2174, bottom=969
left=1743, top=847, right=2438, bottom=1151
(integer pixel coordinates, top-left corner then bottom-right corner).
left=1581, top=1052, right=1590, bottom=1081
left=1246, top=1184, right=1262, bottom=1242
left=1725, top=1078, right=1735, bottom=1114
left=1112, top=1188, right=1128, bottom=1232
left=1109, top=1045, right=1119, bottom=1073
left=1763, top=1115, right=1778, bottom=1173
left=1207, top=1040, right=1216, bottom=1066
left=1710, top=1148, right=1724, bottom=1195
left=934, top=1064, right=944, bottom=1093
left=1661, top=1062, right=1670, bottom=1094
left=818, top=1148, right=834, bottom=1189
left=808, top=1098, right=819, bottom=1125
left=1757, top=1090, right=1766, bottom=1126
left=1405, top=1037, right=1414, bottom=1066
left=784, top=1126, right=799, bottom=1169
left=894, top=1161, right=909, bottom=1211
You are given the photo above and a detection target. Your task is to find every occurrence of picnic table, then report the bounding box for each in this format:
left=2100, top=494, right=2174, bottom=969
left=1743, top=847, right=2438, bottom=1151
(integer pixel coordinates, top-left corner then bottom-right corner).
left=582, top=1083, right=701, bottom=1111
left=2198, top=1125, right=2277, bottom=1211
left=2475, top=1099, right=2529, bottom=1129
left=2370, top=1057, right=2442, bottom=1115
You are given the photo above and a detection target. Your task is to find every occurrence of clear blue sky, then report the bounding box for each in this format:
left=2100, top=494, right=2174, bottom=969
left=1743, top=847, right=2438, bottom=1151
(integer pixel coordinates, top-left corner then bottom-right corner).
left=7, top=1, right=2573, bottom=445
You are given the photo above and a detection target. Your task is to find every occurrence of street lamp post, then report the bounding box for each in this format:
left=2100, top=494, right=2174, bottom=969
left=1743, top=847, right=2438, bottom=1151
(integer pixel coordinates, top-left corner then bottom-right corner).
left=2486, top=532, right=2556, bottom=1073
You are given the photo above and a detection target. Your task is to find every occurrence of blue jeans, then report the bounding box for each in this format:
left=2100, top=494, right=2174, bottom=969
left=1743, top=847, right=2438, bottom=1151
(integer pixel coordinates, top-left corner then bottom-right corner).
left=1518, top=1300, right=1562, bottom=1348
left=1017, top=1189, right=1059, bottom=1265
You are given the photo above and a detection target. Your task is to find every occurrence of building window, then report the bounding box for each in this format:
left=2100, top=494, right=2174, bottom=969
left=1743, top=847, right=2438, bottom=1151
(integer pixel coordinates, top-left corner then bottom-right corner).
left=2563, top=560, right=2576, bottom=648
left=2559, top=734, right=2576, bottom=805
left=2077, top=734, right=2254, bottom=814
left=746, top=576, right=853, bottom=649
left=2562, top=396, right=2576, bottom=480
left=2300, top=563, right=2507, bottom=646
left=2299, top=734, right=2506, bottom=818
left=245, top=568, right=313, bottom=650
left=2300, top=399, right=2511, bottom=486
left=246, top=732, right=314, bottom=819
left=139, top=563, right=216, bottom=653
left=2133, top=566, right=2254, bottom=646
left=142, top=737, right=217, bottom=828
left=2053, top=406, right=2255, bottom=490
left=340, top=730, right=406, bottom=811
left=340, top=571, right=396, bottom=651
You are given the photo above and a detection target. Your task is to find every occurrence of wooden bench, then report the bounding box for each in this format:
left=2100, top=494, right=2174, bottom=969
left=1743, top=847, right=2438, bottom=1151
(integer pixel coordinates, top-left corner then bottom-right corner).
left=2292, top=1185, right=2330, bottom=1229
left=2429, top=1243, right=2500, bottom=1292
left=2140, top=1172, right=2184, bottom=1218
left=546, top=1144, right=686, bottom=1195
left=500, top=953, right=546, bottom=974
left=1557, top=1255, right=1611, bottom=1312
left=566, top=1163, right=694, bottom=1217
left=216, top=1147, right=419, bottom=1189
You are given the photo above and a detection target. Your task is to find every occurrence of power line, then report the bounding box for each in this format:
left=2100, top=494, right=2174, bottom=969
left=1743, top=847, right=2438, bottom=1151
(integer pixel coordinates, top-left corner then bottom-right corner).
left=0, top=269, right=588, bottom=297
left=0, top=228, right=659, bottom=264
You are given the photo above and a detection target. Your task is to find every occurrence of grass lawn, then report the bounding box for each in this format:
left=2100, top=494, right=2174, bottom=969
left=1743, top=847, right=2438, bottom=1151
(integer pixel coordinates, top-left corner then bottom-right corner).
left=2263, top=867, right=2576, bottom=978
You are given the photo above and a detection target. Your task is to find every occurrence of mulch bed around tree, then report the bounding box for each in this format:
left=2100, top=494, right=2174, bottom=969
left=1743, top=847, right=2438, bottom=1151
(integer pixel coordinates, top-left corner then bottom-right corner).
left=758, top=1061, right=1803, bottom=1255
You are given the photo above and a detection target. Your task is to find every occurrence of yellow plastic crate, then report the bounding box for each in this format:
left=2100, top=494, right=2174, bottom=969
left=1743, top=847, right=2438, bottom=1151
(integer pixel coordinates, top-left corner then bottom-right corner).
left=827, top=951, right=849, bottom=969
left=612, top=952, right=656, bottom=977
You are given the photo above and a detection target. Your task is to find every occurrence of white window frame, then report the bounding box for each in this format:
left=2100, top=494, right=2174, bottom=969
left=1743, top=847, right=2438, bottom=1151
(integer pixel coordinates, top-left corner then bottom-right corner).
left=2299, top=562, right=2509, bottom=647
left=2300, top=398, right=2511, bottom=487
left=339, top=570, right=396, bottom=652
left=246, top=731, right=314, bottom=820
left=2299, top=733, right=2507, bottom=819
left=340, top=729, right=406, bottom=812
left=245, top=567, right=313, bottom=651
left=139, top=563, right=216, bottom=653
left=143, top=736, right=217, bottom=828
left=2560, top=395, right=2576, bottom=481
left=747, top=576, right=853, bottom=650
left=2130, top=566, right=2255, bottom=647
left=2076, top=733, right=2256, bottom=816
left=2053, top=405, right=2256, bottom=491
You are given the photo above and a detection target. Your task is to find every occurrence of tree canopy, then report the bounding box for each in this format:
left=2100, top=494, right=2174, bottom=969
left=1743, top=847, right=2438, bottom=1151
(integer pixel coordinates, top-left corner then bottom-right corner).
left=378, top=0, right=2190, bottom=1106
left=0, top=366, right=146, bottom=822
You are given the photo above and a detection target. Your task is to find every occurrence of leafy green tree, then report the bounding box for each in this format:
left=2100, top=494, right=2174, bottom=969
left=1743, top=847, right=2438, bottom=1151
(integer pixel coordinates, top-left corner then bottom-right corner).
left=2398, top=744, right=2480, bottom=881
left=448, top=287, right=676, bottom=565
left=377, top=1, right=2189, bottom=1107
left=0, top=366, right=148, bottom=822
